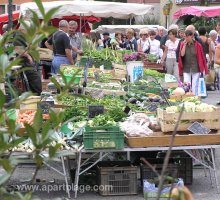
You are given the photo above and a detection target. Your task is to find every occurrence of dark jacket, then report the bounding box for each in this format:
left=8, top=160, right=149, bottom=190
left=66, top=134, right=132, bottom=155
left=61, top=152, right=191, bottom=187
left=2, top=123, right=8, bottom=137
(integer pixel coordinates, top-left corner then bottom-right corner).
left=123, top=38, right=138, bottom=51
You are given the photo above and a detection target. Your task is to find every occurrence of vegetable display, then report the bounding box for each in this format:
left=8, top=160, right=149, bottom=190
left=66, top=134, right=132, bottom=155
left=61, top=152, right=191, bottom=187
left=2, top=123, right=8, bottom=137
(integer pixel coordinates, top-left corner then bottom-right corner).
left=120, top=113, right=153, bottom=137
left=144, top=69, right=165, bottom=78
left=16, top=110, right=36, bottom=128
left=88, top=115, right=117, bottom=127
left=147, top=54, right=158, bottom=62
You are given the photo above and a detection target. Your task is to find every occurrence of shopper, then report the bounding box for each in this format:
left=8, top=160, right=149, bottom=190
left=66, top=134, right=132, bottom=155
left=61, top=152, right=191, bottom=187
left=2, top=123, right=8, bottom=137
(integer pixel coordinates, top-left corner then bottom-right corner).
left=209, top=30, right=218, bottom=68
left=124, top=28, right=138, bottom=51
left=161, top=29, right=179, bottom=79
left=178, top=30, right=208, bottom=95
left=215, top=22, right=220, bottom=44
left=148, top=29, right=163, bottom=59
left=198, top=27, right=210, bottom=63
left=102, top=32, right=111, bottom=48
left=160, top=24, right=178, bottom=51
left=14, top=21, right=42, bottom=95
left=115, top=32, right=124, bottom=49
left=69, top=20, right=83, bottom=63
left=178, top=26, right=185, bottom=40
left=45, top=20, right=74, bottom=74
left=137, top=28, right=149, bottom=53
left=155, top=26, right=165, bottom=41
left=214, top=43, right=220, bottom=91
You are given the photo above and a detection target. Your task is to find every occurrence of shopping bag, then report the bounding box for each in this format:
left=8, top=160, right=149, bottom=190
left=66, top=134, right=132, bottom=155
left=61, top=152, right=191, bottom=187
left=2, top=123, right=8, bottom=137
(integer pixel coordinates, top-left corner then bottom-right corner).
left=198, top=73, right=207, bottom=97
left=205, top=70, right=216, bottom=85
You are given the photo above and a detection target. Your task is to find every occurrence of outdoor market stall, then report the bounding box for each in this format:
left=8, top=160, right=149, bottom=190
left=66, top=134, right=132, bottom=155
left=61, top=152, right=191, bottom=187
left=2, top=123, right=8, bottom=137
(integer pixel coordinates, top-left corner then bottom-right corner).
left=8, top=59, right=220, bottom=199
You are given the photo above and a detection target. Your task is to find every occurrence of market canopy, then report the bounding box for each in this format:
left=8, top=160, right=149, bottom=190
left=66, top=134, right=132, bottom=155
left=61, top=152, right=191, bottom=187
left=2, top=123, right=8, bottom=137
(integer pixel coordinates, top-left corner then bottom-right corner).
left=20, top=1, right=154, bottom=19
left=92, top=25, right=159, bottom=34
left=173, top=6, right=220, bottom=19
left=0, top=11, right=20, bottom=34
left=0, top=11, right=100, bottom=33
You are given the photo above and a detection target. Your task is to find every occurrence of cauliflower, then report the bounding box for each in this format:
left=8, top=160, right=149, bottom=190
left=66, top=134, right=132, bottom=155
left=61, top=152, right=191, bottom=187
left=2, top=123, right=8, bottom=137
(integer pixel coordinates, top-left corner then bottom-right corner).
left=183, top=102, right=196, bottom=112
left=166, top=106, right=179, bottom=113
left=196, top=103, right=216, bottom=112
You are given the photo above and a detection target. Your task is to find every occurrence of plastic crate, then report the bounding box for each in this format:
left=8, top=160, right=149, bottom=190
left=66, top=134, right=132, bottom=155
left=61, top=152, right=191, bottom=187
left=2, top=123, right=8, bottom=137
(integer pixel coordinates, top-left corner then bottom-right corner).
left=83, top=126, right=124, bottom=150
left=157, top=151, right=193, bottom=185
left=141, top=151, right=193, bottom=185
left=97, top=162, right=138, bottom=196
left=141, top=162, right=178, bottom=184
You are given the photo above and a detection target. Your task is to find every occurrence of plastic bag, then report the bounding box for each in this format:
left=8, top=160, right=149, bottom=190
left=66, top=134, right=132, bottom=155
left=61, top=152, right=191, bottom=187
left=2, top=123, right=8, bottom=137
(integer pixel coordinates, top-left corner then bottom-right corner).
left=197, top=73, right=207, bottom=97
left=165, top=74, right=177, bottom=82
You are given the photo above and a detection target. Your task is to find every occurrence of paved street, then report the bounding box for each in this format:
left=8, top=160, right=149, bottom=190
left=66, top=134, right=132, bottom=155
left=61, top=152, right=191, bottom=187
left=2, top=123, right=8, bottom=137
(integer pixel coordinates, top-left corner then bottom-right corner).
left=4, top=90, right=220, bottom=200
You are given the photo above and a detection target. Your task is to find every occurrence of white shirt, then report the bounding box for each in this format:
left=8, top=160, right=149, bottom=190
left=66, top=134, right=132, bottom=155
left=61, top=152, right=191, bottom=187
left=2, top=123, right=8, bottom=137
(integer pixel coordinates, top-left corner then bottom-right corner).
left=165, top=39, right=180, bottom=59
left=137, top=38, right=149, bottom=51
left=148, top=39, right=163, bottom=58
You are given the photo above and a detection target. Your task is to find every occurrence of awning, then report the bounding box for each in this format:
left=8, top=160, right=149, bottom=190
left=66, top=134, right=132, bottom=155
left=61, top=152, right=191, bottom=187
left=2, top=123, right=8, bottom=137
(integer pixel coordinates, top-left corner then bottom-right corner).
left=20, top=1, right=154, bottom=19
left=92, top=25, right=159, bottom=34
left=173, top=6, right=220, bottom=19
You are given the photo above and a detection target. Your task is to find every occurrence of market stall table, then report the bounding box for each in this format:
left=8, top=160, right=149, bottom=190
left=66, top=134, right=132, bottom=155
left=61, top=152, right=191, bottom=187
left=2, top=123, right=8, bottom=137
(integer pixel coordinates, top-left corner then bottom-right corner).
left=73, top=145, right=220, bottom=198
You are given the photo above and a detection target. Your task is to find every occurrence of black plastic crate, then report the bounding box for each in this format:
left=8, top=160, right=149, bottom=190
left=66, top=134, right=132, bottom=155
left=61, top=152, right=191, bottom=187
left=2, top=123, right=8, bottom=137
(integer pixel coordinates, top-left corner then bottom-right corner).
left=97, top=161, right=138, bottom=196
left=141, top=162, right=178, bottom=184
left=141, top=151, right=193, bottom=185
left=157, top=151, right=193, bottom=185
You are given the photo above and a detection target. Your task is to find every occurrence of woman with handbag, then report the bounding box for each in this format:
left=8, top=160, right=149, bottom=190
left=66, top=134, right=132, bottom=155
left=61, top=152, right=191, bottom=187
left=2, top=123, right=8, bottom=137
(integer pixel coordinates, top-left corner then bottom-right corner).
left=178, top=30, right=208, bottom=95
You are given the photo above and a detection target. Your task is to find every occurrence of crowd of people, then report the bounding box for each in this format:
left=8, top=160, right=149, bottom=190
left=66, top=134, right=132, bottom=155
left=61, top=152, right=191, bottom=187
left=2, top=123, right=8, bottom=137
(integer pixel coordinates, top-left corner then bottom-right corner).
left=1, top=19, right=220, bottom=98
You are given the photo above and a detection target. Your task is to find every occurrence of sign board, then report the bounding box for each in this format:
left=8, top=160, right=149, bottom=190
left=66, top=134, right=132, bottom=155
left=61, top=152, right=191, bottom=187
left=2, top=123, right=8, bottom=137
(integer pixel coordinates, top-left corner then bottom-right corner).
left=88, top=105, right=104, bottom=118
left=124, top=106, right=131, bottom=114
left=39, top=101, right=54, bottom=114
left=147, top=103, right=158, bottom=112
left=187, top=121, right=211, bottom=134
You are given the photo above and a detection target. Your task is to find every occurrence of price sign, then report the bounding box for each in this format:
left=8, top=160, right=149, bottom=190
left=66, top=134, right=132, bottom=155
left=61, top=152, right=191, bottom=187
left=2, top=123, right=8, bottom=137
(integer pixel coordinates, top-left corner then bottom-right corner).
left=39, top=101, right=54, bottom=114
left=124, top=106, right=131, bottom=114
left=187, top=121, right=211, bottom=135
left=88, top=105, right=104, bottom=118
left=147, top=103, right=158, bottom=112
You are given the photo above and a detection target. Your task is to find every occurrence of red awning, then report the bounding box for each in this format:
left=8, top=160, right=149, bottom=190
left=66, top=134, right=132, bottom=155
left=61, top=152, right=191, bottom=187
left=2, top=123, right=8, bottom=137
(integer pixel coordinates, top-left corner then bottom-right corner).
left=0, top=11, right=20, bottom=34
left=0, top=11, right=100, bottom=34
left=0, top=10, right=20, bottom=23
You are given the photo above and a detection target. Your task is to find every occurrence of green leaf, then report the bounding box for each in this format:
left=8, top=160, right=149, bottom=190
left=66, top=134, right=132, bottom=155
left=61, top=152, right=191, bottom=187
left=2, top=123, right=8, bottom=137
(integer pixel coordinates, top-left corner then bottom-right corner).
left=22, top=193, right=32, bottom=200
left=0, top=159, right=13, bottom=173
left=33, top=109, right=43, bottom=133
left=0, top=174, right=10, bottom=185
left=0, top=90, right=5, bottom=108
left=25, top=124, right=37, bottom=146
left=28, top=9, right=41, bottom=27
left=41, top=121, right=51, bottom=140
left=49, top=77, right=62, bottom=91
left=49, top=143, right=61, bottom=158
left=6, top=119, right=16, bottom=135
left=34, top=154, right=44, bottom=167
left=7, top=137, right=25, bottom=150
left=44, top=7, right=61, bottom=23
left=34, top=0, right=45, bottom=17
